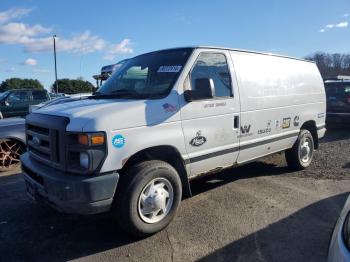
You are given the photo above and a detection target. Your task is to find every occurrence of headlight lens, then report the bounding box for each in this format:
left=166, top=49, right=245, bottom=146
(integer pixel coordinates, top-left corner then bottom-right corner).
left=79, top=152, right=89, bottom=169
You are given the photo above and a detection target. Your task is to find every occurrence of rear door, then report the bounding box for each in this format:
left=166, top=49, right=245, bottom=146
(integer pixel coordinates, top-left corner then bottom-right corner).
left=180, top=49, right=241, bottom=176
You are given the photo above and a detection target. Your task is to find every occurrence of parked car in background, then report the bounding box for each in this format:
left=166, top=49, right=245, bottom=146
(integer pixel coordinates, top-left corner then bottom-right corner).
left=0, top=117, right=26, bottom=171
left=324, top=76, right=350, bottom=124
left=328, top=194, right=350, bottom=261
left=30, top=93, right=91, bottom=112
left=0, top=89, right=50, bottom=119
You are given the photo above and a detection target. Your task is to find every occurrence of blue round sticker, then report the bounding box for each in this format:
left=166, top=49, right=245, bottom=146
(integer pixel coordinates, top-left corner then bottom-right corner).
left=112, top=134, right=125, bottom=148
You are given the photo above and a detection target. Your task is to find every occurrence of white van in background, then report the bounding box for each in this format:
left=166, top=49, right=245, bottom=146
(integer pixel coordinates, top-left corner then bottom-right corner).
left=21, top=47, right=326, bottom=237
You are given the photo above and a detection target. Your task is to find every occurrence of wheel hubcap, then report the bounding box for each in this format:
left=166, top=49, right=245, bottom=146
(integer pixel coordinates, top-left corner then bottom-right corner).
left=138, top=177, right=174, bottom=224
left=0, top=139, right=23, bottom=170
left=300, top=136, right=312, bottom=163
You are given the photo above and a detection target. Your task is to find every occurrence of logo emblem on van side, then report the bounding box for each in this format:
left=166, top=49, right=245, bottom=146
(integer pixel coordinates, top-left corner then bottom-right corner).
left=190, top=131, right=207, bottom=147
left=240, top=125, right=251, bottom=134
left=33, top=136, right=41, bottom=146
left=282, top=118, right=291, bottom=129
left=293, top=116, right=300, bottom=127
left=112, top=134, right=125, bottom=148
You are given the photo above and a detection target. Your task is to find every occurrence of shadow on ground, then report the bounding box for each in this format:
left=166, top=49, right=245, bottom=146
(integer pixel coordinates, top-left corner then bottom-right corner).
left=198, top=192, right=348, bottom=262
left=321, top=124, right=350, bottom=143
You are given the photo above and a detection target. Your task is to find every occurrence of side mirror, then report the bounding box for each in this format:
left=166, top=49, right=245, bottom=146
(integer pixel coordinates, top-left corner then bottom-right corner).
left=4, top=100, right=9, bottom=106
left=184, top=78, right=215, bottom=102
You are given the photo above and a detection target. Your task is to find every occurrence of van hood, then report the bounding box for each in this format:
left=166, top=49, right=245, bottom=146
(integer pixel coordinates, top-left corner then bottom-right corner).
left=34, top=97, right=179, bottom=131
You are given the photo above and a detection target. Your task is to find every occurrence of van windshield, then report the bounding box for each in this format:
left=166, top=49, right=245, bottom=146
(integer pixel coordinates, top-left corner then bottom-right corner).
left=93, top=48, right=193, bottom=99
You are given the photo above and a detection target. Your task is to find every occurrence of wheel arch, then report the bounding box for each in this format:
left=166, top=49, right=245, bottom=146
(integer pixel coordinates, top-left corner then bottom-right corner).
left=300, top=120, right=318, bottom=149
left=120, top=145, right=192, bottom=198
left=0, top=136, right=26, bottom=147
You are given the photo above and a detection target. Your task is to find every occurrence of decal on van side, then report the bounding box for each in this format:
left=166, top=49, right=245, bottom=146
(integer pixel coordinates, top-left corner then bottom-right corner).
left=190, top=131, right=207, bottom=147
left=282, top=118, right=291, bottom=129
left=293, top=116, right=300, bottom=127
left=112, top=134, right=125, bottom=148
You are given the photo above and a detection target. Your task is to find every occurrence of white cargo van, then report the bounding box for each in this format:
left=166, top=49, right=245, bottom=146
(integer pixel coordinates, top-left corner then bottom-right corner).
left=21, top=47, right=326, bottom=236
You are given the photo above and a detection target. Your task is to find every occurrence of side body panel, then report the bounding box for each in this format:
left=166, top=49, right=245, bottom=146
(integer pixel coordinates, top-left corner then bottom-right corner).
left=230, top=51, right=326, bottom=164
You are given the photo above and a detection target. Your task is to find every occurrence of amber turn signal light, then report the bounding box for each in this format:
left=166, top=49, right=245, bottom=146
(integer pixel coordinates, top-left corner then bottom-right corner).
left=91, top=134, right=105, bottom=145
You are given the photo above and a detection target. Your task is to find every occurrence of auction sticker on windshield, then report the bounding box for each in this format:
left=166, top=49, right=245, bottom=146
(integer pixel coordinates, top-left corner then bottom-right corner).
left=158, top=65, right=182, bottom=73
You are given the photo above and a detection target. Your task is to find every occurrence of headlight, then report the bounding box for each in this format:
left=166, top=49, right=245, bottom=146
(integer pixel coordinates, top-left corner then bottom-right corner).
left=78, top=133, right=105, bottom=146
left=79, top=152, right=89, bottom=169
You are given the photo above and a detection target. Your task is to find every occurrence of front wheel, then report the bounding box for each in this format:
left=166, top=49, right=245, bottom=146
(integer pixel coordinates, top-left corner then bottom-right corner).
left=0, top=139, right=25, bottom=171
left=285, top=129, right=315, bottom=170
left=114, top=160, right=182, bottom=237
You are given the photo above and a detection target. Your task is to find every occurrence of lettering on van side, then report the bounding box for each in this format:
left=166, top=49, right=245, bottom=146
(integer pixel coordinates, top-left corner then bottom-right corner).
left=204, top=102, right=227, bottom=108
left=190, top=131, right=207, bottom=147
left=238, top=125, right=253, bottom=138
left=258, top=120, right=272, bottom=135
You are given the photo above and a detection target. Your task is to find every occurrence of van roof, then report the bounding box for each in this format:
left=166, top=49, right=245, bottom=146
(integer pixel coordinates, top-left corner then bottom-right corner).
left=149, top=46, right=314, bottom=64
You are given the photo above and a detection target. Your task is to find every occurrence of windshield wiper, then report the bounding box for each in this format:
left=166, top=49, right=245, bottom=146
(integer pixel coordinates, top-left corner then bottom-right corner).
left=89, top=89, right=149, bottom=99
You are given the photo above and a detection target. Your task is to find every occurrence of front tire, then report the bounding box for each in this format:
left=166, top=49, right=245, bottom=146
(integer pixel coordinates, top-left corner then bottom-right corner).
left=114, top=160, right=182, bottom=237
left=285, top=129, right=315, bottom=170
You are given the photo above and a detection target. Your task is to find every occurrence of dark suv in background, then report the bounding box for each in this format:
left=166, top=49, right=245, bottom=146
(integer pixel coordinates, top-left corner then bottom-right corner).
left=324, top=77, right=350, bottom=124
left=0, top=89, right=50, bottom=119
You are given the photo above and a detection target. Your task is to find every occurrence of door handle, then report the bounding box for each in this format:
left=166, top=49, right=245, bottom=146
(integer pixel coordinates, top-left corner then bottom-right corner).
left=234, top=115, right=239, bottom=129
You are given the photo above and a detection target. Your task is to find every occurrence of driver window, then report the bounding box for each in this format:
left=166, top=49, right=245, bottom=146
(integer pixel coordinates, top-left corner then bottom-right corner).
left=190, top=53, right=232, bottom=97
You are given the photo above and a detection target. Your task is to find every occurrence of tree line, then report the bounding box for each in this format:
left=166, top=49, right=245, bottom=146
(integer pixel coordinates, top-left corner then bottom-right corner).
left=305, top=52, right=350, bottom=79
left=0, top=78, right=96, bottom=94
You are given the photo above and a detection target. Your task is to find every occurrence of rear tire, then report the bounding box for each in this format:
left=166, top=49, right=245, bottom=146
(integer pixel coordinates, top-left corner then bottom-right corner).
left=285, top=129, right=315, bottom=170
left=114, top=160, right=182, bottom=237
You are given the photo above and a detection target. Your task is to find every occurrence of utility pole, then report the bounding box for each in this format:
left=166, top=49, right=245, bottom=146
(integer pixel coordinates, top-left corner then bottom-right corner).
left=53, top=35, right=58, bottom=94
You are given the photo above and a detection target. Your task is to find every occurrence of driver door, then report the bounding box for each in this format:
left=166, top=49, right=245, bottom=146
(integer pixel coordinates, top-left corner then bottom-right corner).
left=180, top=50, right=241, bottom=176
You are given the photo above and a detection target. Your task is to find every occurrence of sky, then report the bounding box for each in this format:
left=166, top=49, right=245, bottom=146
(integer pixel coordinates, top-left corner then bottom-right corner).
left=0, top=0, right=349, bottom=89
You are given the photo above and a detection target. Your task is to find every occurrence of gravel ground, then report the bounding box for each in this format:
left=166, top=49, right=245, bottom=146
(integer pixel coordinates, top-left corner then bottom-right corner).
left=0, top=125, right=349, bottom=262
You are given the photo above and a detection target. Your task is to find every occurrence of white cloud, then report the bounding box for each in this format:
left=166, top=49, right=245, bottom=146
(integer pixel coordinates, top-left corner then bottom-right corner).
left=335, top=21, right=348, bottom=27
left=344, top=14, right=349, bottom=17
left=320, top=21, right=348, bottom=32
left=0, top=8, right=31, bottom=23
left=104, top=39, right=133, bottom=60
left=0, top=22, right=51, bottom=44
left=22, top=58, right=37, bottom=66
left=0, top=7, right=134, bottom=59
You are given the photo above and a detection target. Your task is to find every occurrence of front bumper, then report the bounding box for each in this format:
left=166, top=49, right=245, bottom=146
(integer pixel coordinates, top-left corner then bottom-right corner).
left=21, top=152, right=119, bottom=215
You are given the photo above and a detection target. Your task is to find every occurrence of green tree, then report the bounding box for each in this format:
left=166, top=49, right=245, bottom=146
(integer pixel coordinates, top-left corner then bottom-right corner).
left=51, top=78, right=96, bottom=94
left=0, top=78, right=44, bottom=92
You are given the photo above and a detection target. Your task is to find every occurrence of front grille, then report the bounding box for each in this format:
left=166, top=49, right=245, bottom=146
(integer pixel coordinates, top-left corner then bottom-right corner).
left=25, top=113, right=69, bottom=169
left=27, top=124, right=59, bottom=162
